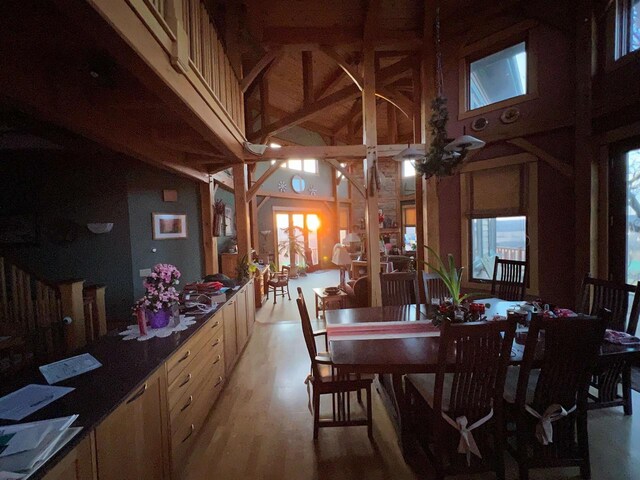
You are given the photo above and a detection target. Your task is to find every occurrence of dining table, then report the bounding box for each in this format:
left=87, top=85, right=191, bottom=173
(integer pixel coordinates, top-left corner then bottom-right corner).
left=324, top=303, right=640, bottom=466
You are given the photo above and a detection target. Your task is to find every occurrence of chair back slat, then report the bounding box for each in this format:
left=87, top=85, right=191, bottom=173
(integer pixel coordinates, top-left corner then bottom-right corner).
left=517, top=312, right=608, bottom=414
left=380, top=272, right=418, bottom=308
left=579, top=274, right=640, bottom=334
left=422, top=271, right=448, bottom=304
left=491, top=257, right=527, bottom=300
left=295, top=287, right=320, bottom=379
left=434, top=318, right=516, bottom=420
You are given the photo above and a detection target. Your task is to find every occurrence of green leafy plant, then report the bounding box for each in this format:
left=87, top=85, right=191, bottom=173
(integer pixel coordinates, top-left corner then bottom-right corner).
left=236, top=254, right=251, bottom=282
left=277, top=226, right=307, bottom=275
left=424, top=246, right=475, bottom=307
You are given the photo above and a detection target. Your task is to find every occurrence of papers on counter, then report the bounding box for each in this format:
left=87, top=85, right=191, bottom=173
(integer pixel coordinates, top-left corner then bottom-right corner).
left=39, top=354, right=102, bottom=385
left=0, top=416, right=80, bottom=478
left=0, top=385, right=74, bottom=421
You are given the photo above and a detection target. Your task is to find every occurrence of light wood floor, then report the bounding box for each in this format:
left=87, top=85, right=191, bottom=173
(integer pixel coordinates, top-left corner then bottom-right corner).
left=182, top=270, right=640, bottom=480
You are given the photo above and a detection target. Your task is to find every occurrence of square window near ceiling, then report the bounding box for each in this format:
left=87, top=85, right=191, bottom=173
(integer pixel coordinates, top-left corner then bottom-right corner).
left=303, top=159, right=317, bottom=173
left=469, top=42, right=527, bottom=110
left=470, top=216, right=527, bottom=281
left=288, top=159, right=302, bottom=170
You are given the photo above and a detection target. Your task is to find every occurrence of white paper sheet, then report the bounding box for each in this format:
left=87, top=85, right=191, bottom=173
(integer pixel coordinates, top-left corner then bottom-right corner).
left=0, top=386, right=74, bottom=421
left=38, top=354, right=102, bottom=385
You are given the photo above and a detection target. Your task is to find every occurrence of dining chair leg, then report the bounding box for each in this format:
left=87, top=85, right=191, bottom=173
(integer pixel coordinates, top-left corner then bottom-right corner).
left=273, top=286, right=277, bottom=305
left=622, top=363, right=633, bottom=415
left=366, top=385, right=373, bottom=440
left=516, top=417, right=529, bottom=480
left=493, top=412, right=506, bottom=480
left=357, top=388, right=362, bottom=404
left=286, top=283, right=291, bottom=300
left=577, top=409, right=591, bottom=479
left=313, top=390, right=320, bottom=440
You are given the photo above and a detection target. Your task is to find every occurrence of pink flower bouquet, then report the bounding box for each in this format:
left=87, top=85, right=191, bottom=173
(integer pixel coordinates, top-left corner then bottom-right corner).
left=135, top=263, right=181, bottom=313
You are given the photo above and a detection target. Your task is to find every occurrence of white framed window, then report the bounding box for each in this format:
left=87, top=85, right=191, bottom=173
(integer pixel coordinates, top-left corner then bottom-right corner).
left=469, top=42, right=527, bottom=110
left=615, top=0, right=640, bottom=59
left=402, top=160, right=416, bottom=177
left=271, top=159, right=318, bottom=173
left=470, top=216, right=527, bottom=281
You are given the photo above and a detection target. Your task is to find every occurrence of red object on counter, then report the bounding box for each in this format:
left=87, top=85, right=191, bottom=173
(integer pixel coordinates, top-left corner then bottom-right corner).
left=136, top=307, right=147, bottom=336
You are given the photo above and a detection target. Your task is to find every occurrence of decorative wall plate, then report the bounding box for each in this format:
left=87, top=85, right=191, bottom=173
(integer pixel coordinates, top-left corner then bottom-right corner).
left=500, top=107, right=520, bottom=124
left=277, top=180, right=287, bottom=192
left=308, top=185, right=318, bottom=196
left=471, top=117, right=489, bottom=131
left=291, top=175, right=306, bottom=193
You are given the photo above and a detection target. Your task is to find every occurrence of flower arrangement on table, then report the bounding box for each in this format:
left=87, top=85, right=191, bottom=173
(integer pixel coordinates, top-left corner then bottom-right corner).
left=134, top=263, right=181, bottom=329
left=424, top=247, right=484, bottom=327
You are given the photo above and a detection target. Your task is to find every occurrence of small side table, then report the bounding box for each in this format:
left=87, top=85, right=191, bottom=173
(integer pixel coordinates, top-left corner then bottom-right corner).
left=312, top=287, right=348, bottom=319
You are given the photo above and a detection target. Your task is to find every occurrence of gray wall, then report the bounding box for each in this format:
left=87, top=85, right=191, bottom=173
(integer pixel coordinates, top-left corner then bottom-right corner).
left=126, top=164, right=204, bottom=301
left=0, top=152, right=134, bottom=319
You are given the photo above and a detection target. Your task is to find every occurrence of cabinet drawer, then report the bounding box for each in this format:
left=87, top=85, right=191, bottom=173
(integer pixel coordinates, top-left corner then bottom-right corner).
left=169, top=339, right=224, bottom=423
left=166, top=314, right=222, bottom=386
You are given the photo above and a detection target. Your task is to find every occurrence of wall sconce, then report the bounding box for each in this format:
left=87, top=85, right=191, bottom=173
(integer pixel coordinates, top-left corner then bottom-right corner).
left=87, top=223, right=114, bottom=234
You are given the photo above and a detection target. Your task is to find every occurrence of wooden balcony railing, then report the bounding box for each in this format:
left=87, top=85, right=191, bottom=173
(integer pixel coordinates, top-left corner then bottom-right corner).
left=127, top=0, right=245, bottom=137
left=495, top=247, right=526, bottom=262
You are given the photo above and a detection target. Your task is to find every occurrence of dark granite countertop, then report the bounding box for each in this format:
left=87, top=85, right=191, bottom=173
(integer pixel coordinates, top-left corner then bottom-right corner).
left=0, top=282, right=249, bottom=479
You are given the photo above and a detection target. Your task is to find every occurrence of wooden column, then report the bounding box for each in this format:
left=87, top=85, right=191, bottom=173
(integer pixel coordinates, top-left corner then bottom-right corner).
left=248, top=166, right=260, bottom=252
left=233, top=163, right=252, bottom=261
left=363, top=28, right=382, bottom=306
left=200, top=179, right=218, bottom=274
left=413, top=66, right=428, bottom=284
left=58, top=280, right=86, bottom=352
left=164, top=0, right=189, bottom=74
left=574, top=1, right=597, bottom=300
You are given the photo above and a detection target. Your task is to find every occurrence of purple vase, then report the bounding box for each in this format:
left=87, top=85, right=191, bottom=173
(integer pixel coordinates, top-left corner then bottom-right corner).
left=146, top=308, right=171, bottom=329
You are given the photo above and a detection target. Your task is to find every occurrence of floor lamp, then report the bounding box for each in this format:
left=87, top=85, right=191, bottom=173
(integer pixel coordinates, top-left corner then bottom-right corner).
left=332, top=244, right=352, bottom=289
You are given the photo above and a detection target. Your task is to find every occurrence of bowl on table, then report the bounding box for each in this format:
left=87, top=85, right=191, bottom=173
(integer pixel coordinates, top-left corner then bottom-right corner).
left=324, top=287, right=341, bottom=296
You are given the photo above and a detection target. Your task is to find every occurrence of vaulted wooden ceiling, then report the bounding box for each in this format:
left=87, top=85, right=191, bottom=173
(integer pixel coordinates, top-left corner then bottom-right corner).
left=236, top=0, right=574, bottom=146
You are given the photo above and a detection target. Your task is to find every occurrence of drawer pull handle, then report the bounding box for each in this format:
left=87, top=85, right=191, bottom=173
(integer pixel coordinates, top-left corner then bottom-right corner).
left=214, top=376, right=223, bottom=387
left=212, top=338, right=220, bottom=347
left=179, top=350, right=191, bottom=362
left=180, top=373, right=192, bottom=387
left=181, top=395, right=193, bottom=412
left=182, top=424, right=195, bottom=443
left=213, top=354, right=221, bottom=365
left=127, top=383, right=147, bottom=404
left=212, top=320, right=220, bottom=328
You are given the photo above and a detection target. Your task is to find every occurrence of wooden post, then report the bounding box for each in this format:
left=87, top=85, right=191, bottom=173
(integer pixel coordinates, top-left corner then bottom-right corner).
left=84, top=285, right=107, bottom=337
left=164, top=0, right=190, bottom=74
left=233, top=163, right=252, bottom=261
left=58, top=280, right=86, bottom=352
left=575, top=1, right=597, bottom=300
left=363, top=16, right=382, bottom=307
left=200, top=179, right=218, bottom=274
left=248, top=166, right=260, bottom=252
left=414, top=66, right=428, bottom=289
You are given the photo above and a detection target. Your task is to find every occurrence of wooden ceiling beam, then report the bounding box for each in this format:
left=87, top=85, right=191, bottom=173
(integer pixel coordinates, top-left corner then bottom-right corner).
left=332, top=99, right=362, bottom=135
left=302, top=50, right=314, bottom=106
left=319, top=46, right=364, bottom=90
left=240, top=47, right=283, bottom=93
left=325, top=159, right=365, bottom=197
left=246, top=159, right=287, bottom=200
left=261, top=26, right=421, bottom=46
left=243, top=143, right=429, bottom=161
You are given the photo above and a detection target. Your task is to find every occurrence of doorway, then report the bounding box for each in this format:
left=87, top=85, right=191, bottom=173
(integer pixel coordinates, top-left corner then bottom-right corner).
left=274, top=211, right=320, bottom=269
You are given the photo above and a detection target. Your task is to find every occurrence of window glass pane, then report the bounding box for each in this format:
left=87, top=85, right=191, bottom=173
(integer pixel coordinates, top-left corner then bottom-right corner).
left=404, top=226, right=417, bottom=252
left=339, top=229, right=347, bottom=244
left=276, top=214, right=290, bottom=267
left=288, top=159, right=302, bottom=170
left=403, top=206, right=417, bottom=226
left=403, top=160, right=416, bottom=177
left=470, top=216, right=526, bottom=280
left=626, top=148, right=640, bottom=284
left=469, top=42, right=527, bottom=110
left=632, top=0, right=640, bottom=52
left=303, top=159, right=317, bottom=173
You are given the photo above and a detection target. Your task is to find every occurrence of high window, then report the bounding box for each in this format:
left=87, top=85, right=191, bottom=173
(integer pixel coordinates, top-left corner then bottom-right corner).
left=402, top=160, right=416, bottom=177
left=271, top=159, right=318, bottom=173
left=615, top=0, right=640, bottom=59
left=470, top=216, right=527, bottom=281
left=402, top=205, right=417, bottom=252
left=469, top=42, right=527, bottom=110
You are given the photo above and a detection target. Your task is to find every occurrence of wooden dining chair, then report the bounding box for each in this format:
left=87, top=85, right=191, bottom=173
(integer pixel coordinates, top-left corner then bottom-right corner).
left=422, top=271, right=449, bottom=305
left=503, top=311, right=609, bottom=480
left=380, top=272, right=418, bottom=308
left=579, top=274, right=640, bottom=415
left=266, top=265, right=291, bottom=304
left=295, top=287, right=373, bottom=439
left=490, top=257, right=527, bottom=300
left=405, top=318, right=517, bottom=479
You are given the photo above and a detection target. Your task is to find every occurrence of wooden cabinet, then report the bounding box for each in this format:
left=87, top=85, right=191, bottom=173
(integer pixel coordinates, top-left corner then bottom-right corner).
left=235, top=285, right=248, bottom=351
left=222, top=299, right=237, bottom=375
left=254, top=266, right=269, bottom=308
left=42, top=432, right=96, bottom=480
left=220, top=253, right=238, bottom=277
left=95, top=370, right=169, bottom=480
left=246, top=280, right=256, bottom=336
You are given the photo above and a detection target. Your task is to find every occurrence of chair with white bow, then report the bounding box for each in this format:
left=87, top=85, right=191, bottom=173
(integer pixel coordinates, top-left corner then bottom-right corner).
left=503, top=311, right=609, bottom=480
left=405, top=317, right=516, bottom=479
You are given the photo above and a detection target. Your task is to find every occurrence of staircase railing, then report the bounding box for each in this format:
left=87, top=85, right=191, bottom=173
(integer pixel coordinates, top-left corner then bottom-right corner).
left=0, top=257, right=104, bottom=375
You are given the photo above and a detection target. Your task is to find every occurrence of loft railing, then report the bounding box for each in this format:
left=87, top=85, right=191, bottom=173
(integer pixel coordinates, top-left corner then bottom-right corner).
left=128, top=0, right=245, bottom=136
left=495, top=247, right=526, bottom=262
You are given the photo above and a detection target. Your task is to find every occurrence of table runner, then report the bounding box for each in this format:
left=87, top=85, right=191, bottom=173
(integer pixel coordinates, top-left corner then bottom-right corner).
left=327, top=320, right=440, bottom=341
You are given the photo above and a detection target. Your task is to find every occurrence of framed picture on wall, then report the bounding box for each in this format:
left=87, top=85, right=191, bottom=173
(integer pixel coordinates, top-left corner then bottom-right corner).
left=152, top=213, right=187, bottom=240
left=224, top=206, right=233, bottom=236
